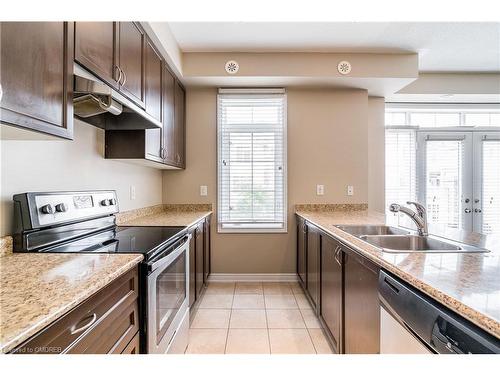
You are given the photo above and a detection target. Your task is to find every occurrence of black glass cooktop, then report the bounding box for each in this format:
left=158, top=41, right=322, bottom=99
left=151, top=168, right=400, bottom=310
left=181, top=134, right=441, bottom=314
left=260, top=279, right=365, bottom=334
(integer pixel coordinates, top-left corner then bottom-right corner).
left=42, top=226, right=187, bottom=260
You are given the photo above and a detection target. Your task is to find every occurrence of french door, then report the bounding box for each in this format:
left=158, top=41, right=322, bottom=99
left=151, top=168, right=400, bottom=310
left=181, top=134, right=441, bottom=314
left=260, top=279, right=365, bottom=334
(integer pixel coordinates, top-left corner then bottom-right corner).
left=417, top=131, right=500, bottom=234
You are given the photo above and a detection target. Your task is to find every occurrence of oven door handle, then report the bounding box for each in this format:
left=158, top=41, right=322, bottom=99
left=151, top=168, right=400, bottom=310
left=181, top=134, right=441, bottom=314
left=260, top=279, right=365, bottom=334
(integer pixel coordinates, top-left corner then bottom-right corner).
left=148, top=235, right=190, bottom=273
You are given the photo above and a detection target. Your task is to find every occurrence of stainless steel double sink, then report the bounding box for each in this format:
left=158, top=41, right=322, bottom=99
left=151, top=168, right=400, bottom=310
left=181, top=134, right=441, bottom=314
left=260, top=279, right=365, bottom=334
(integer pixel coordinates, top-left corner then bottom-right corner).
left=335, top=225, right=489, bottom=253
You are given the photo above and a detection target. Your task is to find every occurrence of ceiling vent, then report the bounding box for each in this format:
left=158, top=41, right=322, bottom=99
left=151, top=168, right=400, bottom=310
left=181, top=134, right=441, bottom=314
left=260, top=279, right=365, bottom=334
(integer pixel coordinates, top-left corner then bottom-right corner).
left=337, top=61, right=352, bottom=75
left=225, top=60, right=239, bottom=74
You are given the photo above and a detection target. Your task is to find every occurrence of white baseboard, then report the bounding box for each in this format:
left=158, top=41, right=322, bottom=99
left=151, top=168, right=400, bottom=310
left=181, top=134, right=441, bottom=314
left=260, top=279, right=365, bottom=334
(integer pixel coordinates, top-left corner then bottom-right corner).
left=208, top=273, right=298, bottom=282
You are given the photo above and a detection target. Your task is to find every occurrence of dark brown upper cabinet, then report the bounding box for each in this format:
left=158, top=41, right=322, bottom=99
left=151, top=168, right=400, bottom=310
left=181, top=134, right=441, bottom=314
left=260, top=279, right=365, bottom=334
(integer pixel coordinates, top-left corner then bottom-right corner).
left=74, top=22, right=147, bottom=110
left=0, top=22, right=74, bottom=139
left=144, top=38, right=162, bottom=123
left=74, top=22, right=118, bottom=89
left=173, top=80, right=186, bottom=168
left=162, top=67, right=176, bottom=165
left=116, top=22, right=145, bottom=107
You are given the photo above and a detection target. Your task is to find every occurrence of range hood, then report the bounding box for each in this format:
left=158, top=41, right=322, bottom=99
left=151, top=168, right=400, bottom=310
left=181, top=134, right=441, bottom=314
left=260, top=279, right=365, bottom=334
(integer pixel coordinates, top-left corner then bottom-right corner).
left=73, top=64, right=161, bottom=130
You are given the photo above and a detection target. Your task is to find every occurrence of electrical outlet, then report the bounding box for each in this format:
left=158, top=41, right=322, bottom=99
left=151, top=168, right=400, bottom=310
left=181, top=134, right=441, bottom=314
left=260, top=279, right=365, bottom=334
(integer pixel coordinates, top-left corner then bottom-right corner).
left=200, top=185, right=208, bottom=196
left=130, top=185, right=136, bottom=200
left=316, top=184, right=325, bottom=196
left=347, top=185, right=354, bottom=196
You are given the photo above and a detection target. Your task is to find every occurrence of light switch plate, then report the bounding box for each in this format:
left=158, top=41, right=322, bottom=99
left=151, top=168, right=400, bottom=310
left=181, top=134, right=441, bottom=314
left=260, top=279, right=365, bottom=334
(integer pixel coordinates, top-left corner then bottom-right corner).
left=316, top=184, right=325, bottom=196
left=130, top=185, right=136, bottom=200
left=200, top=185, right=208, bottom=196
left=347, top=185, right=354, bottom=196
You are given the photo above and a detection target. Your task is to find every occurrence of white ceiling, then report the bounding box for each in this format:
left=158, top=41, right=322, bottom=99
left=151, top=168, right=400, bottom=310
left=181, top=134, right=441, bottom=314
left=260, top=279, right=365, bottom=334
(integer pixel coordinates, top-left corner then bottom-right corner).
left=168, top=22, right=500, bottom=72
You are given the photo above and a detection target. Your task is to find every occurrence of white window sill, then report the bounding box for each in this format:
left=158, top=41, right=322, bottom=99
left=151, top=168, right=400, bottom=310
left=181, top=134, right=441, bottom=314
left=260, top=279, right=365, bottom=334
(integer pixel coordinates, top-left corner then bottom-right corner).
left=218, top=223, right=288, bottom=234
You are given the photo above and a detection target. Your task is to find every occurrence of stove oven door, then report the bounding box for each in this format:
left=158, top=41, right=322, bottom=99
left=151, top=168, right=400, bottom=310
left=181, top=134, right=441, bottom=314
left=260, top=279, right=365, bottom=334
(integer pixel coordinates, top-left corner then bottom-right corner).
left=147, top=237, right=190, bottom=354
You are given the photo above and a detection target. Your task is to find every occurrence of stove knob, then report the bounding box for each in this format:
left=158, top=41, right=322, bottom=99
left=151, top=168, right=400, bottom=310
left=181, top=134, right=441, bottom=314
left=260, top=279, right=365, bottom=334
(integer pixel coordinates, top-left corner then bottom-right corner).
left=109, top=198, right=117, bottom=206
left=101, top=199, right=111, bottom=206
left=40, top=204, right=54, bottom=214
left=55, top=203, right=68, bottom=213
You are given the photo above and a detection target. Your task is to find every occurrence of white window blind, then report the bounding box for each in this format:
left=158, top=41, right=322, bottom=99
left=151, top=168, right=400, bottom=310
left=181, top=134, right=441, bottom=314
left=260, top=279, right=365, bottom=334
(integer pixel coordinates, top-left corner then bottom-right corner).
left=482, top=140, right=500, bottom=234
left=424, top=139, right=465, bottom=229
left=217, top=90, right=287, bottom=232
left=385, top=129, right=417, bottom=210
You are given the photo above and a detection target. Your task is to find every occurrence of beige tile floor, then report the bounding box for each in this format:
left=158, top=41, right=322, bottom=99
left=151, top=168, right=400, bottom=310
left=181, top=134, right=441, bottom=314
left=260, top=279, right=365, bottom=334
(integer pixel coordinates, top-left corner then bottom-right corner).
left=186, top=281, right=334, bottom=354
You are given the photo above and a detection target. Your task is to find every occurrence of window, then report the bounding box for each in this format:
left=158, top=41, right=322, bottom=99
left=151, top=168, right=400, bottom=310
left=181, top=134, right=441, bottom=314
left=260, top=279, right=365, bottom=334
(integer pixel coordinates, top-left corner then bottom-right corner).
left=217, top=89, right=287, bottom=232
left=385, top=129, right=417, bottom=211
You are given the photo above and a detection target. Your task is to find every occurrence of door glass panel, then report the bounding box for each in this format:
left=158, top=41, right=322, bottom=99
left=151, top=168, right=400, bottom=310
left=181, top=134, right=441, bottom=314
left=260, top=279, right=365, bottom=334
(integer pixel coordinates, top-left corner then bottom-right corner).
left=481, top=141, right=500, bottom=234
left=156, top=252, right=186, bottom=344
left=425, top=140, right=464, bottom=229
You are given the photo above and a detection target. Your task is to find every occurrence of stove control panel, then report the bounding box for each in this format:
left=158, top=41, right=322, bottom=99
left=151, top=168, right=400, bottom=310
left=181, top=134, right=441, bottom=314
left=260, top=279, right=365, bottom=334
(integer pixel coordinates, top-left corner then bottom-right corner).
left=13, top=191, right=119, bottom=230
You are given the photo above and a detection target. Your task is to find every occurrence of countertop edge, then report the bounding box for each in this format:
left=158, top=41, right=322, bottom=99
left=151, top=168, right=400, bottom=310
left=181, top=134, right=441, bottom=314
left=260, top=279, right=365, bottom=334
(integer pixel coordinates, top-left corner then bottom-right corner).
left=295, top=211, right=500, bottom=340
left=0, top=254, right=143, bottom=353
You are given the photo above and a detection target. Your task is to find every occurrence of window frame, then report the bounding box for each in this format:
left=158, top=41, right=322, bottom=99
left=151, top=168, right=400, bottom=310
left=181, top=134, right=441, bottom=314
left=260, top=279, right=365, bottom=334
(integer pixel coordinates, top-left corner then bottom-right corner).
left=216, top=89, right=288, bottom=234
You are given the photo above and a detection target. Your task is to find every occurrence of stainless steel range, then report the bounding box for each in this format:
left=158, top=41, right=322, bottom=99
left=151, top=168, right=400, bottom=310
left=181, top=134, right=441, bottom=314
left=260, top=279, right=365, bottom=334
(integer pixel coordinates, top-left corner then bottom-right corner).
left=13, top=190, right=190, bottom=354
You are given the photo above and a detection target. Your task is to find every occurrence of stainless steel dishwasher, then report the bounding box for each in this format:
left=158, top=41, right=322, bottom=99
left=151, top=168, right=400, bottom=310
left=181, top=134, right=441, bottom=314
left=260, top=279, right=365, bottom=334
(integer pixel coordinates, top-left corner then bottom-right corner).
left=378, top=270, right=500, bottom=354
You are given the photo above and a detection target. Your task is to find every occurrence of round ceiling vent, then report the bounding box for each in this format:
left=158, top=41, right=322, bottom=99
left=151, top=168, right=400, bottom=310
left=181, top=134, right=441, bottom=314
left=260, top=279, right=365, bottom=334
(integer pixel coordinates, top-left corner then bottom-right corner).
left=225, top=60, right=239, bottom=74
left=337, top=61, right=352, bottom=75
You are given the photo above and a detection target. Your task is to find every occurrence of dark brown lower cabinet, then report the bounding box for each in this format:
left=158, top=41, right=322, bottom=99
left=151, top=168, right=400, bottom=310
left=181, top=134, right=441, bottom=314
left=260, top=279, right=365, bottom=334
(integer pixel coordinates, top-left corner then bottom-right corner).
left=195, top=220, right=204, bottom=299
left=297, top=217, right=307, bottom=287
left=12, top=267, right=139, bottom=354
left=306, top=224, right=321, bottom=311
left=189, top=227, right=196, bottom=307
left=296, top=215, right=381, bottom=354
left=320, top=235, right=343, bottom=353
left=203, top=217, right=211, bottom=283
left=343, top=248, right=380, bottom=354
left=188, top=215, right=211, bottom=309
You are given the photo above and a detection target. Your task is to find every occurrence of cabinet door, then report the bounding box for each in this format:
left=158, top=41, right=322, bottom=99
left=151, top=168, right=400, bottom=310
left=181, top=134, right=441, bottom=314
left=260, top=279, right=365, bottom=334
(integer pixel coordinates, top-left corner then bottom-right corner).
left=117, top=22, right=144, bottom=107
left=195, top=222, right=204, bottom=298
left=320, top=235, right=343, bottom=353
left=203, top=217, right=210, bottom=283
left=296, top=217, right=307, bottom=286
left=1, top=22, right=74, bottom=139
left=144, top=38, right=162, bottom=122
left=162, top=67, right=176, bottom=165
left=344, top=249, right=380, bottom=354
left=189, top=229, right=196, bottom=307
left=306, top=224, right=320, bottom=310
left=74, top=22, right=117, bottom=88
left=173, top=80, right=186, bottom=168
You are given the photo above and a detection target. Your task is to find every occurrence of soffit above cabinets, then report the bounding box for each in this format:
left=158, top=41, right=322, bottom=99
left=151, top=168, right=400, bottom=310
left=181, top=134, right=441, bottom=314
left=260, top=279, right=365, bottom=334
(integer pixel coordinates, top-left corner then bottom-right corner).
left=180, top=52, right=419, bottom=96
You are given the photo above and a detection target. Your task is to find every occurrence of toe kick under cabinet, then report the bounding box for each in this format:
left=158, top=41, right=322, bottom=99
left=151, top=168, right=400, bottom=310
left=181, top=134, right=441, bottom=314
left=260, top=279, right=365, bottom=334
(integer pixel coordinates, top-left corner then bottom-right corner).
left=296, top=215, right=380, bottom=354
left=11, top=267, right=140, bottom=354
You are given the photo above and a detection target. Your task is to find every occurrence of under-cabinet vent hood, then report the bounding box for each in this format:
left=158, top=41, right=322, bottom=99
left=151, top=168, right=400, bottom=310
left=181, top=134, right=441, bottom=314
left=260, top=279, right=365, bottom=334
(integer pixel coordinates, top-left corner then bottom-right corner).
left=73, top=64, right=161, bottom=130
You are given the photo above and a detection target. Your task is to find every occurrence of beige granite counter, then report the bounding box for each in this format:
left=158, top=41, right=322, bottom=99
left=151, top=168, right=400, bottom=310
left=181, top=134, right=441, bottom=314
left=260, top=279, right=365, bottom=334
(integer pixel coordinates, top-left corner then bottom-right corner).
left=0, top=249, right=143, bottom=353
left=117, top=204, right=212, bottom=228
left=295, top=208, right=500, bottom=339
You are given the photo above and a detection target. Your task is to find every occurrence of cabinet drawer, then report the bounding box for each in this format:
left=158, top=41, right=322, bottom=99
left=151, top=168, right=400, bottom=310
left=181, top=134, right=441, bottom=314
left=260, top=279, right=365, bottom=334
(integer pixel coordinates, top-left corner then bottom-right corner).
left=12, top=267, right=139, bottom=354
left=121, top=332, right=140, bottom=354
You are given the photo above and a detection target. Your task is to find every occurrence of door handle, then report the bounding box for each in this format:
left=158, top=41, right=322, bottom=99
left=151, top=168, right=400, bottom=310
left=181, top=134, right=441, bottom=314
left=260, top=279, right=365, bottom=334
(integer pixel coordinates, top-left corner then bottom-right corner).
left=121, top=69, right=127, bottom=86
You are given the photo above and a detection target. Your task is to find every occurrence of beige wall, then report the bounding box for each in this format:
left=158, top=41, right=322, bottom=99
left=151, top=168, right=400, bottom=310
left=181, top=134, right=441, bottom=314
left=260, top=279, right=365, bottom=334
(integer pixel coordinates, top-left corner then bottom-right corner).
left=0, top=120, right=163, bottom=236
left=163, top=87, right=376, bottom=274
left=368, top=97, right=386, bottom=213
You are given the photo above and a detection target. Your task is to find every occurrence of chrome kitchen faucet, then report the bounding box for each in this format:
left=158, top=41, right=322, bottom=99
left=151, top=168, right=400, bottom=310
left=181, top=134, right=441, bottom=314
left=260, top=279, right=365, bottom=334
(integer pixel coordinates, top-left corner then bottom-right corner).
left=389, top=201, right=429, bottom=236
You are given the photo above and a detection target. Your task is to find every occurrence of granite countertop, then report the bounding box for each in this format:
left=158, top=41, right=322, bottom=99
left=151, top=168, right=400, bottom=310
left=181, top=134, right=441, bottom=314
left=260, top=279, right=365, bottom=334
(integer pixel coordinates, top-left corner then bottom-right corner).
left=116, top=204, right=212, bottom=228
left=295, top=208, right=500, bottom=339
left=0, top=251, right=143, bottom=353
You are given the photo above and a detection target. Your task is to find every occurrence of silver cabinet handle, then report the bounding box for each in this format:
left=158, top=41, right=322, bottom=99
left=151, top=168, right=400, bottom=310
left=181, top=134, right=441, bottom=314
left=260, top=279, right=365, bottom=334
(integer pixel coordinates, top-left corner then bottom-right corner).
left=114, top=65, right=122, bottom=84
left=70, top=313, right=97, bottom=335
left=121, top=69, right=127, bottom=86
left=464, top=208, right=472, bottom=213
left=334, top=246, right=342, bottom=266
